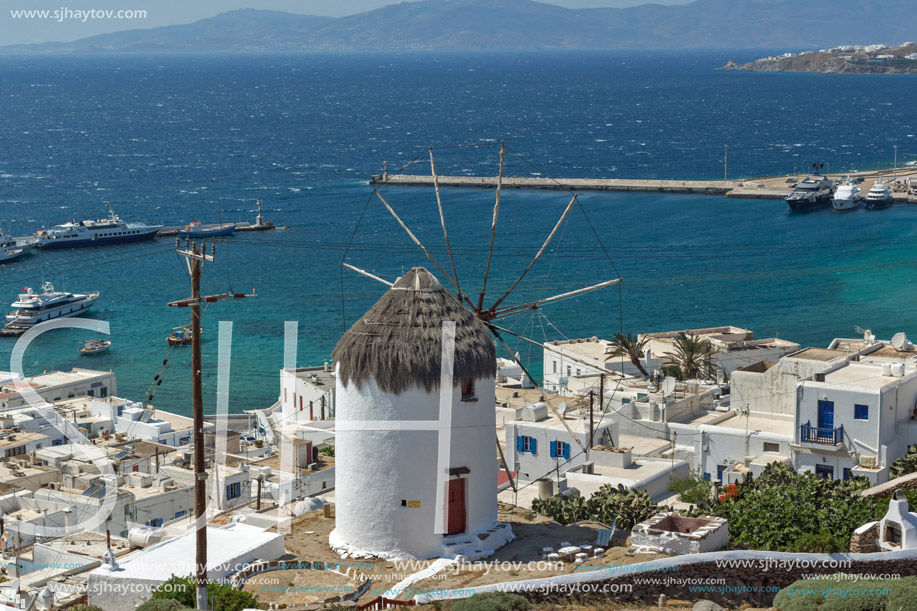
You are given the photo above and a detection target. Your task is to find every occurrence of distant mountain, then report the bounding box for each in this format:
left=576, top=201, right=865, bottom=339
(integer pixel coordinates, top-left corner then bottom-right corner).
left=4, top=0, right=917, bottom=53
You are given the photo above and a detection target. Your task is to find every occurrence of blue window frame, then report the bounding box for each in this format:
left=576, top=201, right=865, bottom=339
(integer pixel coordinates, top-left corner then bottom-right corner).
left=843, top=468, right=853, bottom=481
left=146, top=518, right=163, bottom=528
left=516, top=435, right=537, bottom=455
left=854, top=404, right=869, bottom=420
left=815, top=464, right=834, bottom=479
left=175, top=510, right=185, bottom=519
left=51, top=438, right=64, bottom=446
left=703, top=472, right=711, bottom=481
left=226, top=482, right=242, bottom=500
left=549, top=441, right=571, bottom=460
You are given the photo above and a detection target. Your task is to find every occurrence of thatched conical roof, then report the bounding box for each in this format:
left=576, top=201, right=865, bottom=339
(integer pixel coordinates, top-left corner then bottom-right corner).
left=333, top=267, right=496, bottom=395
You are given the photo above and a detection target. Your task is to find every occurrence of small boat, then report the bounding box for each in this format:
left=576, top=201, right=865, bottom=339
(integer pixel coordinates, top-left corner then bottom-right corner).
left=177, top=221, right=235, bottom=238
left=865, top=180, right=894, bottom=210
left=832, top=179, right=863, bottom=211
left=167, top=325, right=201, bottom=345
left=0, top=249, right=25, bottom=264
left=79, top=339, right=111, bottom=355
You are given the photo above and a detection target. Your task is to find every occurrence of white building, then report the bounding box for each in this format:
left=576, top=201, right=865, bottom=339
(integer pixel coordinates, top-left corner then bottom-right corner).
left=87, top=523, right=284, bottom=611
left=278, top=365, right=335, bottom=425
left=503, top=403, right=617, bottom=482
left=0, top=369, right=116, bottom=412
left=329, top=267, right=511, bottom=560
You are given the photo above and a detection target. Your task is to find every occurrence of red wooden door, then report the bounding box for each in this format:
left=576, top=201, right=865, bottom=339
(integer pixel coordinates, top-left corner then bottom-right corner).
left=446, top=478, right=466, bottom=535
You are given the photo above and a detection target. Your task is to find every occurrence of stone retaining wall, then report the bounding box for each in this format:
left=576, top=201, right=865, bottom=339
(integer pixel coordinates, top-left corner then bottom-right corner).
left=861, top=472, right=917, bottom=499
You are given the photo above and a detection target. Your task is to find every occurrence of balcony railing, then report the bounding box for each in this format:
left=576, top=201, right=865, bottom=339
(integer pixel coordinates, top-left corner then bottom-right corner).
left=800, top=421, right=844, bottom=445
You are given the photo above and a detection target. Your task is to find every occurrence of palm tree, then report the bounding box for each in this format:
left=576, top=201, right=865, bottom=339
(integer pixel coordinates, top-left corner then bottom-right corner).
left=610, top=332, right=650, bottom=377
left=663, top=332, right=714, bottom=381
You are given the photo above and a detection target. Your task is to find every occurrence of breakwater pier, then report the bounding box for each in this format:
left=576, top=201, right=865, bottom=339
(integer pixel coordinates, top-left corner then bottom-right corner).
left=370, top=168, right=917, bottom=202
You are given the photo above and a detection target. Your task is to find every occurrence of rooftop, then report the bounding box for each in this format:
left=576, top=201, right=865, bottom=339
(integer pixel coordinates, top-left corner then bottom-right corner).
left=821, top=362, right=914, bottom=390
left=790, top=347, right=849, bottom=362
left=0, top=368, right=111, bottom=393
left=289, top=366, right=336, bottom=386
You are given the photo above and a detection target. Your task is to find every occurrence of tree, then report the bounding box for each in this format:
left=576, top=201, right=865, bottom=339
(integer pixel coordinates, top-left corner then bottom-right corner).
left=663, top=332, right=714, bottom=381
left=609, top=332, right=650, bottom=377
left=890, top=444, right=917, bottom=478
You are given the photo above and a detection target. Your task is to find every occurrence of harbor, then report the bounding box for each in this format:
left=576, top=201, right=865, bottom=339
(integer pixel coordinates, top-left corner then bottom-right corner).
left=371, top=166, right=917, bottom=203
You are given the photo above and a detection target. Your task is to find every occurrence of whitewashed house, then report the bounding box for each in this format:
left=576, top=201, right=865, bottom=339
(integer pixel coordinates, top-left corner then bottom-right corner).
left=0, top=369, right=116, bottom=412
left=279, top=365, right=335, bottom=425
left=329, top=267, right=511, bottom=560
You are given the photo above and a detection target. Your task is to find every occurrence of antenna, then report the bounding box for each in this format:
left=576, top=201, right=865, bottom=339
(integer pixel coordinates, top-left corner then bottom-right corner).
left=891, top=332, right=908, bottom=350
left=661, top=377, right=676, bottom=395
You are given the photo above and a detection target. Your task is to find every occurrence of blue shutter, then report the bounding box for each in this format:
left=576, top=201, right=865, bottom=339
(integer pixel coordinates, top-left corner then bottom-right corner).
left=549, top=441, right=557, bottom=458
left=563, top=443, right=570, bottom=460
left=530, top=438, right=537, bottom=455
left=516, top=435, right=524, bottom=453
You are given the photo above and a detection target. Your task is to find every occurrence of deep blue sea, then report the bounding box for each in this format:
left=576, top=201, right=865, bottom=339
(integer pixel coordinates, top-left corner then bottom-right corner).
left=0, top=51, right=914, bottom=416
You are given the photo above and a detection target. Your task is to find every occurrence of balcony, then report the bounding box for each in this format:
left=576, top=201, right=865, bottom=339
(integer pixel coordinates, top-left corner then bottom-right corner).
left=800, top=421, right=844, bottom=445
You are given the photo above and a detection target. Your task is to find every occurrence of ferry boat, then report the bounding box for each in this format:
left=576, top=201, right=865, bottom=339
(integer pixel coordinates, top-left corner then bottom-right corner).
left=177, top=221, right=235, bottom=238
left=786, top=176, right=834, bottom=211
left=0, top=249, right=25, bottom=264
left=832, top=179, right=864, bottom=211
left=36, top=205, right=162, bottom=249
left=865, top=180, right=894, bottom=210
left=5, top=283, right=99, bottom=330
left=0, top=230, right=38, bottom=255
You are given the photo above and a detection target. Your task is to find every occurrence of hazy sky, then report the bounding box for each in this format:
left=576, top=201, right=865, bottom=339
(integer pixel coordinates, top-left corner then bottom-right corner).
left=0, top=0, right=694, bottom=45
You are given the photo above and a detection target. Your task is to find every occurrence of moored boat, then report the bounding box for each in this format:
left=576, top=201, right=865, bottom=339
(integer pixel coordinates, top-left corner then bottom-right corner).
left=865, top=180, right=894, bottom=210
left=36, top=205, right=162, bottom=249
left=167, top=325, right=201, bottom=345
left=177, top=221, right=235, bottom=238
left=0, top=249, right=25, bottom=264
left=832, top=179, right=863, bottom=211
left=5, top=282, right=99, bottom=331
left=0, top=230, right=38, bottom=255
left=786, top=175, right=834, bottom=211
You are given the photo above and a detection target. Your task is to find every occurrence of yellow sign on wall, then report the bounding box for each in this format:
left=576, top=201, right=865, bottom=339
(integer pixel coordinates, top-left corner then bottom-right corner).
left=407, top=500, right=421, bottom=508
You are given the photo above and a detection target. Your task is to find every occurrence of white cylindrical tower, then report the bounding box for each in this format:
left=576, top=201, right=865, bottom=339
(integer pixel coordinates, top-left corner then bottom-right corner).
left=329, top=267, right=499, bottom=560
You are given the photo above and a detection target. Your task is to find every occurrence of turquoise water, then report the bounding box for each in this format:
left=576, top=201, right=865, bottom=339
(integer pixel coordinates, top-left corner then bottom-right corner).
left=0, top=51, right=914, bottom=416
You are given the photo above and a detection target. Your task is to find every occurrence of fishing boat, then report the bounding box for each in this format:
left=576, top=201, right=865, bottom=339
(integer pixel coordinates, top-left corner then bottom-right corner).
left=5, top=282, right=99, bottom=331
left=167, top=325, right=201, bottom=345
left=177, top=221, right=235, bottom=238
left=79, top=338, right=111, bottom=355
left=35, top=205, right=162, bottom=249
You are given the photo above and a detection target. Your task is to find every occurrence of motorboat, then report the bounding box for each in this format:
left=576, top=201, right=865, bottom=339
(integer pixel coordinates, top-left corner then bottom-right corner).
left=0, top=249, right=25, bottom=264
left=5, top=282, right=99, bottom=330
left=865, top=180, right=893, bottom=210
left=177, top=221, right=235, bottom=238
left=167, top=325, right=201, bottom=345
left=0, top=230, right=38, bottom=254
left=36, top=205, right=161, bottom=249
left=79, top=339, right=111, bottom=355
left=832, top=179, right=863, bottom=211
left=786, top=175, right=834, bottom=211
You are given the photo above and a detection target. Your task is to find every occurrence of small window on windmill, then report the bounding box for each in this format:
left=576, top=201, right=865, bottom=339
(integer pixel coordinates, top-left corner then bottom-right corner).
left=461, top=378, right=477, bottom=402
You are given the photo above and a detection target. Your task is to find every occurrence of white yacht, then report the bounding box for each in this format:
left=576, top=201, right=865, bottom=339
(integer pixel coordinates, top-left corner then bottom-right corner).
left=865, top=180, right=893, bottom=210
left=0, top=230, right=38, bottom=254
left=5, top=282, right=99, bottom=330
left=36, top=205, right=162, bottom=249
left=832, top=179, right=863, bottom=211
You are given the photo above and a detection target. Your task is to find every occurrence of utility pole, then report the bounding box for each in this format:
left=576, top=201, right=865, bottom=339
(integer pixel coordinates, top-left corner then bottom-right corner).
left=588, top=391, right=594, bottom=452
left=169, top=239, right=257, bottom=611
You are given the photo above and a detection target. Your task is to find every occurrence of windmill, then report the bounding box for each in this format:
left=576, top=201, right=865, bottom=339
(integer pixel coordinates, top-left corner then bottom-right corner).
left=341, top=142, right=624, bottom=472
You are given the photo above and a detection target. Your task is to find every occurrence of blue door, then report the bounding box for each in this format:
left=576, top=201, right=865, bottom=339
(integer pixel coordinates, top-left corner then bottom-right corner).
left=815, top=464, right=834, bottom=479
left=817, top=400, right=834, bottom=430
left=716, top=465, right=726, bottom=483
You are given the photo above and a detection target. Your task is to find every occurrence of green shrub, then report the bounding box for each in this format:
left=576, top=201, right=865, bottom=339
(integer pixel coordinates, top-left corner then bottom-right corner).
left=150, top=575, right=258, bottom=611
left=70, top=606, right=105, bottom=611
left=783, top=532, right=850, bottom=554
left=531, top=484, right=658, bottom=529
left=668, top=471, right=712, bottom=504
left=708, top=463, right=883, bottom=550
left=773, top=576, right=917, bottom=611
left=136, top=600, right=191, bottom=611
left=889, top=445, right=917, bottom=478
left=452, top=592, right=531, bottom=611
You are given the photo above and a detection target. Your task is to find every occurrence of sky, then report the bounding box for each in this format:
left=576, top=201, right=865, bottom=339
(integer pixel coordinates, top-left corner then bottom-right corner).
left=0, top=0, right=694, bottom=45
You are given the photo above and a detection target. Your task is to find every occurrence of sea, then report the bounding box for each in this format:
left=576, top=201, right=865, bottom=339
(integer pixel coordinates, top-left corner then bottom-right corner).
left=0, top=50, right=914, bottom=417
